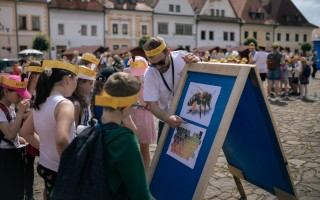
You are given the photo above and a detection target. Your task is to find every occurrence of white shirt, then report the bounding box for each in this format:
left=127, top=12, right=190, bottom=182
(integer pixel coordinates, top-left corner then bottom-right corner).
left=253, top=50, right=268, bottom=73
left=33, top=95, right=76, bottom=172
left=0, top=105, right=19, bottom=149
left=144, top=50, right=187, bottom=111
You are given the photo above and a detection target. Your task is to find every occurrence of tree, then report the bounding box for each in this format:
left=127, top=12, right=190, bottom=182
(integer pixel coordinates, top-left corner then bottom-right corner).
left=244, top=38, right=258, bottom=48
left=138, top=35, right=150, bottom=49
left=300, top=42, right=312, bottom=56
left=32, top=33, right=50, bottom=52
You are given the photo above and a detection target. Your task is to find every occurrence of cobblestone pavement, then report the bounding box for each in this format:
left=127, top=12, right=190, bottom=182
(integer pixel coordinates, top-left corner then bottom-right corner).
left=34, top=73, right=320, bottom=200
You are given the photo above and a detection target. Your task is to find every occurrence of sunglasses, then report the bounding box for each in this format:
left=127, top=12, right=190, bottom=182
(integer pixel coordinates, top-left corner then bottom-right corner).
left=149, top=54, right=167, bottom=68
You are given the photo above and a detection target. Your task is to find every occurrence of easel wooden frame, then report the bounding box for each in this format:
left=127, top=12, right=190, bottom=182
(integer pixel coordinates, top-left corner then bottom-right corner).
left=148, top=62, right=298, bottom=200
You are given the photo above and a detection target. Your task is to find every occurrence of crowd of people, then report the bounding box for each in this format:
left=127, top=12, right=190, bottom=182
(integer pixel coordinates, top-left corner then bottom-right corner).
left=0, top=36, right=318, bottom=200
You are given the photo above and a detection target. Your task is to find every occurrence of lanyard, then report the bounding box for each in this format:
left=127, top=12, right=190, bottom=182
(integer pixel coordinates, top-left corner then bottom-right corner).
left=160, top=55, right=174, bottom=95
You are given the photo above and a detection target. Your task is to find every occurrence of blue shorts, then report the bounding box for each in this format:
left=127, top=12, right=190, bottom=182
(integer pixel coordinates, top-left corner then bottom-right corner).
left=267, top=67, right=281, bottom=80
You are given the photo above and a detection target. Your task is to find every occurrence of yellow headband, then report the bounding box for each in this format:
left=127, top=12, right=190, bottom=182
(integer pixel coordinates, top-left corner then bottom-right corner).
left=78, top=66, right=97, bottom=79
left=42, top=60, right=78, bottom=75
left=27, top=66, right=43, bottom=73
left=82, top=54, right=100, bottom=65
left=144, top=42, right=167, bottom=57
left=130, top=61, right=145, bottom=68
left=95, top=91, right=139, bottom=109
left=0, top=76, right=27, bottom=89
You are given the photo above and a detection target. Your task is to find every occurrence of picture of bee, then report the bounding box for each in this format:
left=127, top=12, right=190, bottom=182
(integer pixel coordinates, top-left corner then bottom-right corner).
left=187, top=88, right=213, bottom=118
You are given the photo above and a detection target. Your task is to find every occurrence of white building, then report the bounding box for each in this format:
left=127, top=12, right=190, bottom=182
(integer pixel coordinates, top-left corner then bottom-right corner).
left=190, top=0, right=240, bottom=50
left=48, top=0, right=104, bottom=59
left=153, top=0, right=196, bottom=51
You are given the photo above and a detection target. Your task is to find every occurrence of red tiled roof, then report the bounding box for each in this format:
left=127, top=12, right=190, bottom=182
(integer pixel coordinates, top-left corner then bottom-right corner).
left=48, top=0, right=104, bottom=11
left=62, top=46, right=108, bottom=55
left=188, top=0, right=206, bottom=14
left=230, top=0, right=275, bottom=25
left=103, top=0, right=153, bottom=11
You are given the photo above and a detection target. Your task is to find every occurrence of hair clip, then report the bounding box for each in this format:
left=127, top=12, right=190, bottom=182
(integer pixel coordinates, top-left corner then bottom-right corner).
left=43, top=67, right=52, bottom=77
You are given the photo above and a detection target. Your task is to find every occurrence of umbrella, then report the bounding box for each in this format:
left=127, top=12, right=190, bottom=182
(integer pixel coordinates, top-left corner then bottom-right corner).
left=18, top=49, right=43, bottom=56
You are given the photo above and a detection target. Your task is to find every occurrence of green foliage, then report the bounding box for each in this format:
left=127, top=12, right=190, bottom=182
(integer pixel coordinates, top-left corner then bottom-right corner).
left=32, top=33, right=50, bottom=52
left=300, top=42, right=312, bottom=55
left=244, top=38, right=258, bottom=48
left=138, top=35, right=150, bottom=49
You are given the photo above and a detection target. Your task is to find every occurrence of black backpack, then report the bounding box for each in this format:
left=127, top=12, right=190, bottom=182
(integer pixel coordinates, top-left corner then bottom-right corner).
left=51, top=125, right=112, bottom=200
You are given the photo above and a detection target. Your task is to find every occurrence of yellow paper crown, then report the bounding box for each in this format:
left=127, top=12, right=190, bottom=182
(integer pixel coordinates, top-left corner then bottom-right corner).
left=78, top=66, right=97, bottom=79
left=144, top=42, right=167, bottom=57
left=82, top=53, right=100, bottom=65
left=27, top=66, right=43, bottom=73
left=0, top=76, right=27, bottom=89
left=95, top=91, right=139, bottom=109
left=130, top=61, right=145, bottom=68
left=42, top=60, right=78, bottom=75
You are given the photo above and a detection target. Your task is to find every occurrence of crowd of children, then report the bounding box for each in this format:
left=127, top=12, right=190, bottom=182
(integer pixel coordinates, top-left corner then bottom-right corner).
left=0, top=41, right=316, bottom=200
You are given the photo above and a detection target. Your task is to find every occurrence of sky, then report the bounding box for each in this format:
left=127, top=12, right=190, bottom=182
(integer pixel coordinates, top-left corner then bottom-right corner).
left=291, top=0, right=320, bottom=27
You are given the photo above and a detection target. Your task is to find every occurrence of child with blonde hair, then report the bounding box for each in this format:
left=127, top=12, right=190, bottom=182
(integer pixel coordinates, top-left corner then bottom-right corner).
left=124, top=56, right=156, bottom=174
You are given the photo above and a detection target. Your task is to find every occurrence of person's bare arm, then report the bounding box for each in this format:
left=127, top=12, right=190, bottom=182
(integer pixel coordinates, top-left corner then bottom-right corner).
left=147, top=101, right=186, bottom=128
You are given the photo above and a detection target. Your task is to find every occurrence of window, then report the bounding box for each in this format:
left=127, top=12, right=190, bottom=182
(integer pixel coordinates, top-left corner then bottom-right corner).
left=211, top=9, right=214, bottom=16
left=258, top=13, right=264, bottom=20
left=209, top=31, right=214, bottom=40
left=201, top=31, right=206, bottom=40
left=118, top=0, right=124, bottom=3
left=221, top=10, right=225, bottom=17
left=81, top=25, right=87, bottom=36
left=230, top=32, right=235, bottom=41
left=176, top=5, right=180, bottom=13
left=112, top=24, right=118, bottom=34
left=303, top=34, right=307, bottom=42
left=19, top=45, right=27, bottom=51
left=253, top=31, right=257, bottom=39
left=19, top=16, right=27, bottom=30
left=284, top=15, right=290, bottom=22
left=175, top=24, right=192, bottom=36
left=169, top=4, right=174, bottom=12
left=121, top=45, right=128, bottom=48
left=295, top=34, right=299, bottom=42
left=266, top=32, right=270, bottom=41
left=223, top=32, right=228, bottom=41
left=56, top=45, right=67, bottom=59
left=158, top=23, right=168, bottom=34
left=244, top=31, right=248, bottom=39
left=91, top=25, right=97, bottom=36
left=31, top=16, right=40, bottom=31
left=58, top=24, right=64, bottom=35
left=122, top=24, right=128, bottom=35
left=130, top=0, right=137, bottom=4
left=185, top=46, right=190, bottom=52
left=277, top=33, right=281, bottom=41
left=216, top=9, right=220, bottom=17
left=296, top=16, right=302, bottom=22
left=286, top=33, right=290, bottom=41
left=141, top=25, right=147, bottom=35
left=113, top=44, right=119, bottom=50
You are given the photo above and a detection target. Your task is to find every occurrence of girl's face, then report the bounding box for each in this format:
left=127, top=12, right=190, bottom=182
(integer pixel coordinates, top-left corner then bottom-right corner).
left=6, top=89, right=22, bottom=105
left=82, top=80, right=94, bottom=95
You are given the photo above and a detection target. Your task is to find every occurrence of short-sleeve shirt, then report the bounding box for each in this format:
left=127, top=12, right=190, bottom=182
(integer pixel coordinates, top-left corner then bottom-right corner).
left=144, top=50, right=187, bottom=111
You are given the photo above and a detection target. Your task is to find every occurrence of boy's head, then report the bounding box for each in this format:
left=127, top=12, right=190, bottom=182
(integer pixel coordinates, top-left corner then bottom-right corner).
left=95, top=72, right=140, bottom=112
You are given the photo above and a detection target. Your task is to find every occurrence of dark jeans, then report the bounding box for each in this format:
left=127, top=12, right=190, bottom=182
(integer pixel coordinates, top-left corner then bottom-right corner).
left=312, top=64, right=318, bottom=78
left=0, top=147, right=25, bottom=200
left=25, top=153, right=35, bottom=199
left=157, top=121, right=165, bottom=143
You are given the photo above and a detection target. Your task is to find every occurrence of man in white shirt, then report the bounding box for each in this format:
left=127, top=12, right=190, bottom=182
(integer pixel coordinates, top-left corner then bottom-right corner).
left=252, top=45, right=268, bottom=81
left=143, top=37, right=200, bottom=142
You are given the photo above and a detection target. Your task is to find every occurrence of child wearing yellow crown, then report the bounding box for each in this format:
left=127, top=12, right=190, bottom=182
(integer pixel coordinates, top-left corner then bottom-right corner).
left=69, top=65, right=96, bottom=127
left=0, top=74, right=31, bottom=200
left=95, top=72, right=151, bottom=199
left=124, top=56, right=156, bottom=174
left=20, top=60, right=78, bottom=199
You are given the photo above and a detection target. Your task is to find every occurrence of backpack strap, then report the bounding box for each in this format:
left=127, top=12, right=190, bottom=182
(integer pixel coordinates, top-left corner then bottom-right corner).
left=0, top=103, right=15, bottom=147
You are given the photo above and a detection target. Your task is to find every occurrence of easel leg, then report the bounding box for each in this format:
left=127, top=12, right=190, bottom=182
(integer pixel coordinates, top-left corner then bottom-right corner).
left=233, top=175, right=246, bottom=199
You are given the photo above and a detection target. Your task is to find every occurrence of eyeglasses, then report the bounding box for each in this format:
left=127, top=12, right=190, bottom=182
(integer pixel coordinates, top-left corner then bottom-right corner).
left=149, top=54, right=167, bottom=68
